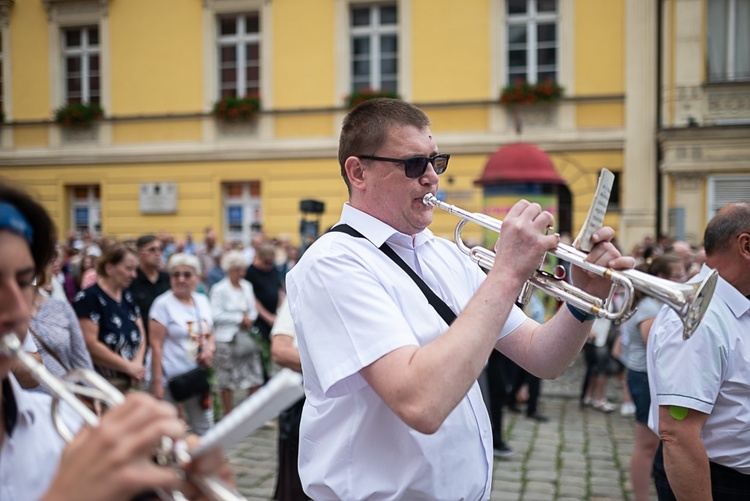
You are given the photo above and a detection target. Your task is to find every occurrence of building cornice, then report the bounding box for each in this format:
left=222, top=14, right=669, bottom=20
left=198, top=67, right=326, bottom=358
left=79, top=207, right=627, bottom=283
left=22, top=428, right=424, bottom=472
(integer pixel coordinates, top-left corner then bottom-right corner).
left=0, top=131, right=624, bottom=167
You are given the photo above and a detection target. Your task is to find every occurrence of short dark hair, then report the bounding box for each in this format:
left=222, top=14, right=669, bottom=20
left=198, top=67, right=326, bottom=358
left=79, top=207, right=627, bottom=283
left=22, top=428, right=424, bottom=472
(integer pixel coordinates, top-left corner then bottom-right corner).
left=136, top=234, right=159, bottom=249
left=648, top=253, right=681, bottom=278
left=338, top=98, right=431, bottom=192
left=704, top=202, right=750, bottom=256
left=0, top=181, right=57, bottom=273
left=96, top=242, right=136, bottom=277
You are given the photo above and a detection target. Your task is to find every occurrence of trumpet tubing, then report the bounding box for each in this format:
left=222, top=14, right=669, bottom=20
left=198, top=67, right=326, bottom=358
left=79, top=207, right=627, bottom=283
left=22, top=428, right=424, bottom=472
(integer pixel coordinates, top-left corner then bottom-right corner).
left=424, top=194, right=718, bottom=339
left=0, top=333, right=246, bottom=501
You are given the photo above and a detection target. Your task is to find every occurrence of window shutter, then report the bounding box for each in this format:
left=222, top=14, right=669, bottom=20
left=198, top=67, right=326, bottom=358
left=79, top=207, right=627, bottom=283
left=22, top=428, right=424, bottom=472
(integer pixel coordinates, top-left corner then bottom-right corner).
left=709, top=176, right=750, bottom=218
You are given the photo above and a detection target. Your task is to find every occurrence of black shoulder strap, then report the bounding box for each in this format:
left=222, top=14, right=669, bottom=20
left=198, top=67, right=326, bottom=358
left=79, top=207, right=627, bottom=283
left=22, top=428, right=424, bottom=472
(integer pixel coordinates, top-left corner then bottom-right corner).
left=329, top=224, right=457, bottom=326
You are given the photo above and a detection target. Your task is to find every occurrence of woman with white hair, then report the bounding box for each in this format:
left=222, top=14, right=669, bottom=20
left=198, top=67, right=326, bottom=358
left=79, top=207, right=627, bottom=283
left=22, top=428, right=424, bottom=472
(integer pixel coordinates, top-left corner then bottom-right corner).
left=209, top=250, right=263, bottom=416
left=149, top=253, right=215, bottom=434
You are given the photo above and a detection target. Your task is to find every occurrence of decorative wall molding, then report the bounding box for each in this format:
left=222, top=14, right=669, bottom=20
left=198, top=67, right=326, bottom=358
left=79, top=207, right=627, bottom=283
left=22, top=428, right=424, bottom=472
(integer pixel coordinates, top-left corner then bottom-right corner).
left=0, top=0, right=13, bottom=28
left=42, top=0, right=109, bottom=22
left=705, top=85, right=750, bottom=121
left=673, top=173, right=703, bottom=191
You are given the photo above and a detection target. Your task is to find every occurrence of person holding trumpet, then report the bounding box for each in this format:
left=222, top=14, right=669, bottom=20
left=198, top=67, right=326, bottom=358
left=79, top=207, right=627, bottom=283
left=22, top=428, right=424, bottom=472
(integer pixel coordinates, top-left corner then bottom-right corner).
left=0, top=181, right=232, bottom=501
left=286, top=98, right=634, bottom=499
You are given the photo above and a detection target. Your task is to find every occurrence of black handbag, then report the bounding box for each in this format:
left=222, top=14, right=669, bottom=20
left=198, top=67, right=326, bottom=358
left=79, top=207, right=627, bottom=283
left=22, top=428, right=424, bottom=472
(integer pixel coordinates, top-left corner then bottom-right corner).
left=167, top=366, right=210, bottom=402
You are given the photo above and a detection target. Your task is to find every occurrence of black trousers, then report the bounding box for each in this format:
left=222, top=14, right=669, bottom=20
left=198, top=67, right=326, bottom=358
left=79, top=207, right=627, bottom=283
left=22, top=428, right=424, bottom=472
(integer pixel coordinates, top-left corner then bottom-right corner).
left=654, top=442, right=750, bottom=500
left=486, top=350, right=511, bottom=447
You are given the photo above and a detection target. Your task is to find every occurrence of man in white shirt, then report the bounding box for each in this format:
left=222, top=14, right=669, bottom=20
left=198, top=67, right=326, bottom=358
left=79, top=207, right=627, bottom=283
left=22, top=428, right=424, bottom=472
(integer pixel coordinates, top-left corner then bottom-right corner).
left=648, top=202, right=750, bottom=500
left=286, top=98, right=633, bottom=500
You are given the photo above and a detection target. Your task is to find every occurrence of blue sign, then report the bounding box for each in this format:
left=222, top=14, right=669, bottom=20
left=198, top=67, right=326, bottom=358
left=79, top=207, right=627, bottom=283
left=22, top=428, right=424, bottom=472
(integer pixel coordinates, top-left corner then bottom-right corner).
left=227, top=206, right=243, bottom=225
left=74, top=207, right=89, bottom=225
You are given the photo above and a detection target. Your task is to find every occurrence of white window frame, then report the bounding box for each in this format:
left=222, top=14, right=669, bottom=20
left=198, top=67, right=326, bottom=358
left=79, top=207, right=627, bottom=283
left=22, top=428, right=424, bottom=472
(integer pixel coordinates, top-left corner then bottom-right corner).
left=44, top=0, right=109, bottom=112
left=62, top=26, right=100, bottom=104
left=505, top=0, right=559, bottom=84
left=1, top=2, right=13, bottom=123
left=217, top=13, right=261, bottom=98
left=707, top=0, right=750, bottom=82
left=70, top=185, right=101, bottom=237
left=203, top=0, right=270, bottom=112
left=349, top=3, right=399, bottom=93
left=707, top=175, right=750, bottom=220
left=222, top=182, right=262, bottom=245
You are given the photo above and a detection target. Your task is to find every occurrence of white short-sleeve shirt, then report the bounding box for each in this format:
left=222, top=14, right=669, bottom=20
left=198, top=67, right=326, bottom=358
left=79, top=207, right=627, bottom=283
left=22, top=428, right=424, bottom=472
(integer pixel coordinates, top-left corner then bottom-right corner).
left=287, top=203, right=526, bottom=500
left=647, top=264, right=750, bottom=472
left=150, top=291, right=213, bottom=382
left=0, top=375, right=82, bottom=501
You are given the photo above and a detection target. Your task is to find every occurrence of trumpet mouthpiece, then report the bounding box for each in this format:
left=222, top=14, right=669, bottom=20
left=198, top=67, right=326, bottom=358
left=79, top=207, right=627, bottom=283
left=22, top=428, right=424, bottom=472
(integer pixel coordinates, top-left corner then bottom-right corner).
left=423, top=193, right=438, bottom=206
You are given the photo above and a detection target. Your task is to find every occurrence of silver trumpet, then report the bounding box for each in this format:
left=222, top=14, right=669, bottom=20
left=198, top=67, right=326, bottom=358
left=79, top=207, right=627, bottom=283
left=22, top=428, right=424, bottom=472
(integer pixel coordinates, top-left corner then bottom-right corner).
left=423, top=194, right=718, bottom=339
left=0, top=333, right=246, bottom=501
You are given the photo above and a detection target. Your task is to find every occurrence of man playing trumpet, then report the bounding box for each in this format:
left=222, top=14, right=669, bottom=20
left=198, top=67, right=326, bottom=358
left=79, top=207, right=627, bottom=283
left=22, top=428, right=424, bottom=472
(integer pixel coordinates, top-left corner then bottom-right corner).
left=0, top=181, right=231, bottom=501
left=286, top=98, right=634, bottom=500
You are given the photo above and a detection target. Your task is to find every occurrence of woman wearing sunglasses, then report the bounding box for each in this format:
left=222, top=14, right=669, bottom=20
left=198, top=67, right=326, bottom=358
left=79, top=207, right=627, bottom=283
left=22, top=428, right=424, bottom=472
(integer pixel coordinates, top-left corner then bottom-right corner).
left=149, top=253, right=216, bottom=434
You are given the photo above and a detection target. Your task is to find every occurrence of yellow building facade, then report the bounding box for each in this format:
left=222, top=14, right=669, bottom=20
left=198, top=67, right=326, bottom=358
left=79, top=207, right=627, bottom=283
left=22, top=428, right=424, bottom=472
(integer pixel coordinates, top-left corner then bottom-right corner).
left=0, top=0, right=747, bottom=251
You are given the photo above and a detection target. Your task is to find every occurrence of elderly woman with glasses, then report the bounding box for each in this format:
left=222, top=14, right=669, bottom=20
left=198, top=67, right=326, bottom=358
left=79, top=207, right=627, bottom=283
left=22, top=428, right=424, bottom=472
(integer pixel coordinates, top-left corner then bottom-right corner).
left=209, top=250, right=263, bottom=417
left=149, top=253, right=216, bottom=434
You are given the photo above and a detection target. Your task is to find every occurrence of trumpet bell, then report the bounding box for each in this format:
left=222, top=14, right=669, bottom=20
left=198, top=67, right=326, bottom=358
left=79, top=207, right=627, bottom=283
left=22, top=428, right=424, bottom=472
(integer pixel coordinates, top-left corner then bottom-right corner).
left=683, top=270, right=718, bottom=340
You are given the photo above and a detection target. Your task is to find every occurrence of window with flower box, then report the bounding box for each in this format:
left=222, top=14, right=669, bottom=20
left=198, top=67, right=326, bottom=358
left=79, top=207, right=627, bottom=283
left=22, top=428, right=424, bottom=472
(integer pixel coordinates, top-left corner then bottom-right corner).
left=217, top=13, right=260, bottom=99
left=350, top=4, right=398, bottom=93
left=63, top=26, right=100, bottom=105
left=506, top=0, right=558, bottom=84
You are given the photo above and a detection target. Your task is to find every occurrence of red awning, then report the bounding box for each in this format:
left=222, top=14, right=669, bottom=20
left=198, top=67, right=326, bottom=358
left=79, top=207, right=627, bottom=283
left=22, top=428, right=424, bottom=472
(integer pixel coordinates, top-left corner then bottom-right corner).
left=476, top=142, right=566, bottom=186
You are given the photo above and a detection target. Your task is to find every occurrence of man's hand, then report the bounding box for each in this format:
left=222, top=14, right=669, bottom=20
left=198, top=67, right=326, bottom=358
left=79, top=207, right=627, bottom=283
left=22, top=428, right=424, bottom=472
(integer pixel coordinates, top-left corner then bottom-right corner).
left=179, top=435, right=237, bottom=500
left=42, top=392, right=188, bottom=501
left=491, top=200, right=559, bottom=289
left=569, top=226, right=634, bottom=299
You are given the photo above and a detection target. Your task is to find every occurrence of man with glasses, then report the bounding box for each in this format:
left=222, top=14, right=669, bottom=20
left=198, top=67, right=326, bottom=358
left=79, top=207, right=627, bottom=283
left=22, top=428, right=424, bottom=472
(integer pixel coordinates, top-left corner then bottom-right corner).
left=648, top=203, right=750, bottom=500
left=129, top=235, right=170, bottom=345
left=286, top=98, right=632, bottom=500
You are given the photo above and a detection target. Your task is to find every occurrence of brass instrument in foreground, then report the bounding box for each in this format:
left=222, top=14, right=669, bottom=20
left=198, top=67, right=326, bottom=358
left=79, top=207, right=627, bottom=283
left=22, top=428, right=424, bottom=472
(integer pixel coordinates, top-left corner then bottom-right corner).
left=0, top=333, right=245, bottom=501
left=423, top=194, right=717, bottom=339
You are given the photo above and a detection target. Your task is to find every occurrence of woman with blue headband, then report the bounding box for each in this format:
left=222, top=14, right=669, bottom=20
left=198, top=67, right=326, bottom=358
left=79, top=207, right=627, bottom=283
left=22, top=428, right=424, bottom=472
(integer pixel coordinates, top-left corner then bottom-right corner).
left=0, top=181, right=232, bottom=501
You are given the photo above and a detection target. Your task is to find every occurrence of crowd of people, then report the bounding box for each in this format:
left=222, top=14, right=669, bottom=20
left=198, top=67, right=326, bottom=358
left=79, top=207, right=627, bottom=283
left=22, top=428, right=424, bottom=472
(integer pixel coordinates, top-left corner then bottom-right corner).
left=3, top=96, right=746, bottom=501
left=4, top=204, right=305, bottom=499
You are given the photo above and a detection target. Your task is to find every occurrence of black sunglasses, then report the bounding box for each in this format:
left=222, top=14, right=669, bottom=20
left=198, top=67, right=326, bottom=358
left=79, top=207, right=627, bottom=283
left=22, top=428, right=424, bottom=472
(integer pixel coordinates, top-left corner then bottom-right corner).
left=171, top=271, right=194, bottom=279
left=358, top=153, right=450, bottom=179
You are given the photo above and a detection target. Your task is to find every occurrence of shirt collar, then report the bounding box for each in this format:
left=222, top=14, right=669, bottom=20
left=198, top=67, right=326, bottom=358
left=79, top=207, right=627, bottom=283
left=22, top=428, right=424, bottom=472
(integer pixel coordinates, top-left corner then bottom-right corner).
left=2, top=375, right=38, bottom=437
left=339, top=202, right=435, bottom=249
left=696, top=263, right=750, bottom=319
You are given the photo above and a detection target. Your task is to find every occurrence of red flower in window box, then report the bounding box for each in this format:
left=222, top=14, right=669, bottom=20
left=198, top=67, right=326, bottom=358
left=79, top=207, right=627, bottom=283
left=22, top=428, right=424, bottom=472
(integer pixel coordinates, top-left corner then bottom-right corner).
left=345, top=88, right=401, bottom=109
left=212, top=95, right=261, bottom=121
left=500, top=79, right=563, bottom=106
left=53, top=102, right=104, bottom=127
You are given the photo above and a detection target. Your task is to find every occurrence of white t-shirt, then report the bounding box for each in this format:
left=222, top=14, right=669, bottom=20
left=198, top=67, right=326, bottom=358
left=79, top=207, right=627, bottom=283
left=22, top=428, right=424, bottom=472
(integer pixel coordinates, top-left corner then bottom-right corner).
left=150, top=291, right=213, bottom=382
left=287, top=203, right=527, bottom=501
left=648, top=265, right=750, bottom=472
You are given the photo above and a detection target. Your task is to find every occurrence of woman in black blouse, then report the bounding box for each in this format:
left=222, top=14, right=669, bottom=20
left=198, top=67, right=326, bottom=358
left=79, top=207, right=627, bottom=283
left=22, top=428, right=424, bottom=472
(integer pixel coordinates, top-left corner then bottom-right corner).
left=73, top=242, right=146, bottom=392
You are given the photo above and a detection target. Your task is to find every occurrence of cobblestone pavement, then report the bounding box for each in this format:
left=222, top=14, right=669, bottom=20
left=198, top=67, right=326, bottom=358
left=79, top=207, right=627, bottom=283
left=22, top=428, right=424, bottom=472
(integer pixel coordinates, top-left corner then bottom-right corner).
left=226, top=353, right=655, bottom=500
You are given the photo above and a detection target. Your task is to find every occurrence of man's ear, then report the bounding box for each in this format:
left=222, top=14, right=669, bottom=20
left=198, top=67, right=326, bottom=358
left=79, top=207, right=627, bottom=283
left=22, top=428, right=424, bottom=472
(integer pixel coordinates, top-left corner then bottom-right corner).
left=344, top=156, right=367, bottom=191
left=738, top=232, right=750, bottom=260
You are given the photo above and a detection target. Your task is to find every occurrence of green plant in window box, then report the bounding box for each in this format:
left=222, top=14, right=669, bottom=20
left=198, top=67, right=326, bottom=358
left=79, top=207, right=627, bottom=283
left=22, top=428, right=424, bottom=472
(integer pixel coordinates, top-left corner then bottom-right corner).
left=212, top=95, right=261, bottom=121
left=499, top=79, right=563, bottom=106
left=53, top=102, right=104, bottom=127
left=345, top=88, right=401, bottom=109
